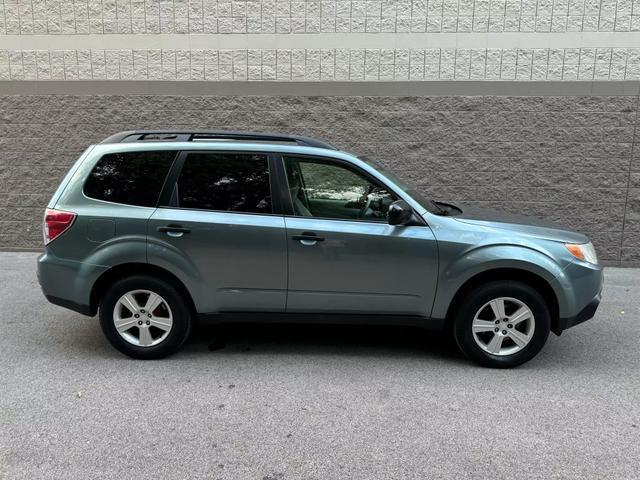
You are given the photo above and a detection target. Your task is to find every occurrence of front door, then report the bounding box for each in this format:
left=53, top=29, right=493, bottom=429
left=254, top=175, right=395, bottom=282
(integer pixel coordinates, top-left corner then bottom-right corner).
left=147, top=151, right=287, bottom=314
left=282, top=155, right=438, bottom=317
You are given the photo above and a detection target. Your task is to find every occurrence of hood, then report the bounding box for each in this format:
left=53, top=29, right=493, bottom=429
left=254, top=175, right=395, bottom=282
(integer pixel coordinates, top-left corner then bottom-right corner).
left=450, top=204, right=589, bottom=244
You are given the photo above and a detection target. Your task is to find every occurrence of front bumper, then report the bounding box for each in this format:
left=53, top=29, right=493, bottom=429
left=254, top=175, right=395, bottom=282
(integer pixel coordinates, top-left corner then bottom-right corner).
left=556, top=291, right=601, bottom=334
left=552, top=257, right=603, bottom=334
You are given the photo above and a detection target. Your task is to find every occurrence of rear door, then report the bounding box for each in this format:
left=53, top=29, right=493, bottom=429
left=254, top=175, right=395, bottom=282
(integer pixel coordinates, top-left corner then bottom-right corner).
left=147, top=150, right=288, bottom=314
left=281, top=154, right=439, bottom=317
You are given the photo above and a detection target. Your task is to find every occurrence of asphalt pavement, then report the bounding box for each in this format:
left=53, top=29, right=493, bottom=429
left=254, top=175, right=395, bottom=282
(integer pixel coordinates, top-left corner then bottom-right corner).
left=1, top=252, right=639, bottom=479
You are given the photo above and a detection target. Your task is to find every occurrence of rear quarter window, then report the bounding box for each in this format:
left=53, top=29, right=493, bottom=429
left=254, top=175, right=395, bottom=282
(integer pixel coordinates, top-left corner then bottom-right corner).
left=83, top=151, right=176, bottom=207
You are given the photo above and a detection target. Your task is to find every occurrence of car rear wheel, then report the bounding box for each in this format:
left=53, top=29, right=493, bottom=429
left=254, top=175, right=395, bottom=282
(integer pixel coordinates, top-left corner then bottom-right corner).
left=453, top=281, right=550, bottom=368
left=99, top=275, right=191, bottom=359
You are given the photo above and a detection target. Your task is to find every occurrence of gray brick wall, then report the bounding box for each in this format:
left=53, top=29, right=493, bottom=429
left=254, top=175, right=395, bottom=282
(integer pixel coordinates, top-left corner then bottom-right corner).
left=0, top=93, right=638, bottom=264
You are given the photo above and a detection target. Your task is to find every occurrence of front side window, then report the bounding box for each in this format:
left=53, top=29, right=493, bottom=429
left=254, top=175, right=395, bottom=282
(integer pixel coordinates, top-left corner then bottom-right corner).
left=284, top=156, right=396, bottom=221
left=84, top=151, right=176, bottom=207
left=175, top=152, right=272, bottom=214
left=360, top=156, right=440, bottom=214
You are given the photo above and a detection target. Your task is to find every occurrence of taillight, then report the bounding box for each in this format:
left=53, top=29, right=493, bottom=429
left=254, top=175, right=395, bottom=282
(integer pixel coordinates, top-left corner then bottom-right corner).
left=43, top=208, right=76, bottom=245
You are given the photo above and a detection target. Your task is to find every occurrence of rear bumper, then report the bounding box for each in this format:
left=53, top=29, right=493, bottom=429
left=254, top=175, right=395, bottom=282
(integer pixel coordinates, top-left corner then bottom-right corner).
left=37, top=252, right=106, bottom=317
left=44, top=294, right=93, bottom=316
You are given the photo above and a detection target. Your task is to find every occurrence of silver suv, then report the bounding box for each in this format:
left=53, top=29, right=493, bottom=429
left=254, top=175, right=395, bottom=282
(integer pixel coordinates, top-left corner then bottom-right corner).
left=38, top=130, right=603, bottom=367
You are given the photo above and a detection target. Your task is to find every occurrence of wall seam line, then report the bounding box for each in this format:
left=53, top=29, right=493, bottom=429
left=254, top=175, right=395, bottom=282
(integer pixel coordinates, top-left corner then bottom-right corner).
left=0, top=80, right=639, bottom=96
left=618, top=90, right=640, bottom=264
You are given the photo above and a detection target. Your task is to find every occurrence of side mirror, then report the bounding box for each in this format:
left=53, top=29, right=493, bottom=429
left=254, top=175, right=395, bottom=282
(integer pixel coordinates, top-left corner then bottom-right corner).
left=388, top=200, right=413, bottom=226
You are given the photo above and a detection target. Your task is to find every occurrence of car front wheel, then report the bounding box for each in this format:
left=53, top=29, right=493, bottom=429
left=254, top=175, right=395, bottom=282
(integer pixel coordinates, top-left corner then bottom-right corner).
left=453, top=281, right=551, bottom=368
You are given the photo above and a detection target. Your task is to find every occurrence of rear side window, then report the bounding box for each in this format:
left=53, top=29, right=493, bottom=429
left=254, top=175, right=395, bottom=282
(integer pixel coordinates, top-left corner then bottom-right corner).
left=84, top=151, right=176, bottom=207
left=175, top=152, right=272, bottom=214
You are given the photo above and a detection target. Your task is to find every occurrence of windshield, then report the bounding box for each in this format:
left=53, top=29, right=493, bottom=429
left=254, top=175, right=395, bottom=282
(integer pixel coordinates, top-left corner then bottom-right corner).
left=359, top=156, right=442, bottom=214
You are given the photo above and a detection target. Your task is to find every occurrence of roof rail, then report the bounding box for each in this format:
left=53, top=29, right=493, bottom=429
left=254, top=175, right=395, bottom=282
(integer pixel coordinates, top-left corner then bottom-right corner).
left=100, top=130, right=336, bottom=150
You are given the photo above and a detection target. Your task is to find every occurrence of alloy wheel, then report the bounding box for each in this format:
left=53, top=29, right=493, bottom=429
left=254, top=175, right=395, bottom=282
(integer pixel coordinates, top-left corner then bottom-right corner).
left=112, top=289, right=173, bottom=347
left=471, top=297, right=535, bottom=356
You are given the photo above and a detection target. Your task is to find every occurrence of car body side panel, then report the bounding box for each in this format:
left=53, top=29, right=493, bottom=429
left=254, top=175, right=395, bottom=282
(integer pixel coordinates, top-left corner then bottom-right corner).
left=147, top=208, right=288, bottom=314
left=44, top=203, right=153, bottom=264
left=285, top=217, right=439, bottom=317
left=431, top=245, right=572, bottom=320
left=40, top=146, right=158, bottom=311
left=39, top=210, right=151, bottom=312
left=426, top=214, right=578, bottom=320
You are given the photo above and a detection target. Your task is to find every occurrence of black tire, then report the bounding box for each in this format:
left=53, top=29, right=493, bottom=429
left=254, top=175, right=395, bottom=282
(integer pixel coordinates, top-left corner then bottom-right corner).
left=99, top=275, right=192, bottom=359
left=453, top=281, right=550, bottom=368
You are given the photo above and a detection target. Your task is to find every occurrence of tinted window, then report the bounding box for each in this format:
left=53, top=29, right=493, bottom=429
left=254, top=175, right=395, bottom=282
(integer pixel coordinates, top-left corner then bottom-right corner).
left=176, top=153, right=272, bottom=214
left=284, top=156, right=395, bottom=221
left=84, top=151, right=175, bottom=207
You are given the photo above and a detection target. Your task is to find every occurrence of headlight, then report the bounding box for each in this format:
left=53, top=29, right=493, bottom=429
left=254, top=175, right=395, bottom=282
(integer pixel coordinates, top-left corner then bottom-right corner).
left=565, top=242, right=598, bottom=265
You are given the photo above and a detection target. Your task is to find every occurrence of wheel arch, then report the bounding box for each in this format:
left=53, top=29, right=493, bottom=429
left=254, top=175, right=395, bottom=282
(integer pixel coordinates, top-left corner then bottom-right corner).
left=443, top=268, right=560, bottom=334
left=90, top=263, right=198, bottom=321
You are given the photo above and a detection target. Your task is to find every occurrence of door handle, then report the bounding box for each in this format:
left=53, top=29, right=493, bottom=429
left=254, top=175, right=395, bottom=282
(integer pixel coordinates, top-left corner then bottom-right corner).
left=292, top=232, right=325, bottom=245
left=157, top=225, right=191, bottom=238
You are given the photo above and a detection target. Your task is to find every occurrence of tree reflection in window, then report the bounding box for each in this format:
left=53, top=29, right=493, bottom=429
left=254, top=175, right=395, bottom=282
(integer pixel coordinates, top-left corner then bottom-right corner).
left=84, top=151, right=176, bottom=207
left=285, top=156, right=395, bottom=220
left=177, top=153, right=272, bottom=214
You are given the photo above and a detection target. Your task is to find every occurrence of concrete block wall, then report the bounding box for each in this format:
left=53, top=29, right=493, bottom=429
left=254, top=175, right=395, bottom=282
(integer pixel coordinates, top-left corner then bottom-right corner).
left=0, top=90, right=638, bottom=264
left=2, top=0, right=640, bottom=263
left=2, top=47, right=640, bottom=81
left=2, top=0, right=640, bottom=34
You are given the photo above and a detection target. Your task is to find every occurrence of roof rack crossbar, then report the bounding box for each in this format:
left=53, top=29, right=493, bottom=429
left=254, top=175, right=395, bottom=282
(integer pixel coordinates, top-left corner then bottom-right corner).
left=100, top=130, right=336, bottom=150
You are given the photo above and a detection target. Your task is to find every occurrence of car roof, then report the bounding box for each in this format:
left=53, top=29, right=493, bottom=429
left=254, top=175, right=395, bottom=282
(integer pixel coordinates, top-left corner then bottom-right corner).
left=89, top=140, right=348, bottom=158
left=100, top=130, right=337, bottom=150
